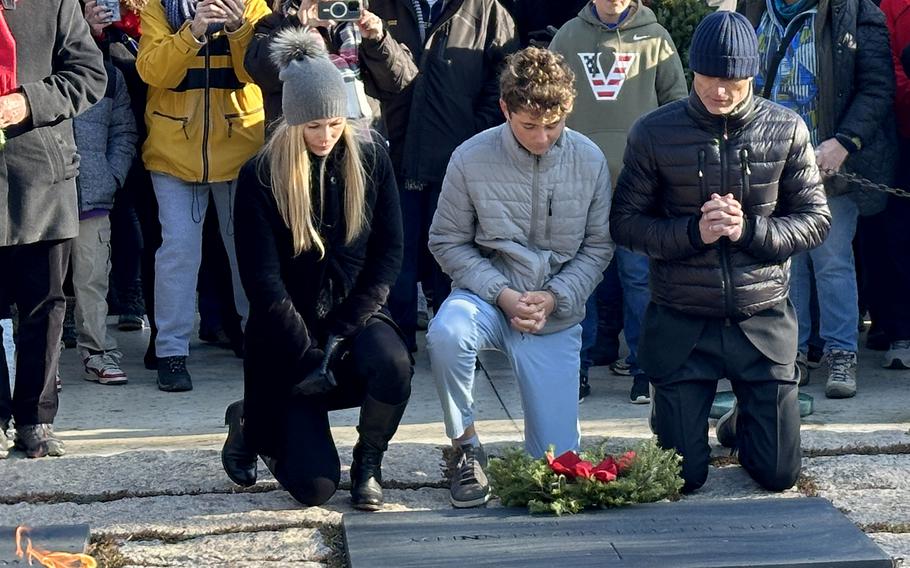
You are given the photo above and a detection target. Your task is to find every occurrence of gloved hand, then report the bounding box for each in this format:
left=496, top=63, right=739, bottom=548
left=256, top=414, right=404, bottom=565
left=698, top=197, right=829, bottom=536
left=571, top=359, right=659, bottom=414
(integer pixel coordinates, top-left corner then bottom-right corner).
left=292, top=335, right=344, bottom=396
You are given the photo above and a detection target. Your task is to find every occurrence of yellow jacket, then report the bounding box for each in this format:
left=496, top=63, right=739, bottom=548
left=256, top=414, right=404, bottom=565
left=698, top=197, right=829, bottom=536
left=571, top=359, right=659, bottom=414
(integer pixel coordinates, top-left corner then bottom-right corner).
left=137, top=0, right=270, bottom=183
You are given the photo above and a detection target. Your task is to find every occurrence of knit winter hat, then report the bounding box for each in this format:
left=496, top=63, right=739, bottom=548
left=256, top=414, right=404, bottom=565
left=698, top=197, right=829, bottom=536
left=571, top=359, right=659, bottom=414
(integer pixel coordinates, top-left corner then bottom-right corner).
left=689, top=11, right=759, bottom=80
left=270, top=29, right=348, bottom=126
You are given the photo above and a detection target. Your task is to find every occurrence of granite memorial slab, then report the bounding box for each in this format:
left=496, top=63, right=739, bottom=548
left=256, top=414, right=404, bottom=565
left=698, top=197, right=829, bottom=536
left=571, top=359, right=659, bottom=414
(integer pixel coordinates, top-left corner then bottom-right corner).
left=344, top=498, right=891, bottom=567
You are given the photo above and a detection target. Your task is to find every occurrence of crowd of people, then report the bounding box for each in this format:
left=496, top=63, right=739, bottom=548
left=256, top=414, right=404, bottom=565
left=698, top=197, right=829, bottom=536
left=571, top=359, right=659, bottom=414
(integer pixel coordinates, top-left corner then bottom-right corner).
left=0, top=0, right=907, bottom=511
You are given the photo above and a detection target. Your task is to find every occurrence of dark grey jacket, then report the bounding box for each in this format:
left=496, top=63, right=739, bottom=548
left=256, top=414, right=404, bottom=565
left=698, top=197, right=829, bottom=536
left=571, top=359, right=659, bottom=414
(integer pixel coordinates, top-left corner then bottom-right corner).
left=359, top=0, right=518, bottom=184
left=740, top=0, right=897, bottom=204
left=0, top=0, right=106, bottom=246
left=611, top=91, right=831, bottom=320
left=74, top=61, right=138, bottom=213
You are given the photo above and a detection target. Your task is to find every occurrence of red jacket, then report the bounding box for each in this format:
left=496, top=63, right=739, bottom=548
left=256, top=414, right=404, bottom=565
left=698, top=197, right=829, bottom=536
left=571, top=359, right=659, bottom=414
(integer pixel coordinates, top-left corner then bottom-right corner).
left=882, top=0, right=910, bottom=138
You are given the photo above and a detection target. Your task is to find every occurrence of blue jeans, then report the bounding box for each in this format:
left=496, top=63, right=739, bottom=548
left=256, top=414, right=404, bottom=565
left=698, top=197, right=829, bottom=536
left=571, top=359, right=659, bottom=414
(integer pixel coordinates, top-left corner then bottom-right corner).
left=616, top=247, right=650, bottom=376
left=790, top=195, right=859, bottom=353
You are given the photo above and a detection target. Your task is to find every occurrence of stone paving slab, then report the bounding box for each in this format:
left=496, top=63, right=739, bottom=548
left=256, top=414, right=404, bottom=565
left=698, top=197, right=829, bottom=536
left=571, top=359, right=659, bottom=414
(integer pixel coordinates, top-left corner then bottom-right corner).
left=118, top=527, right=332, bottom=566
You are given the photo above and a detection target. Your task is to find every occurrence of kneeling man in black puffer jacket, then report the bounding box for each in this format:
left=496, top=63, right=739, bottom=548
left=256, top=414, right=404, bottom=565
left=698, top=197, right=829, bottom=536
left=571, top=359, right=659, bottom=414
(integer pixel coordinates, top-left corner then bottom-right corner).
left=610, top=11, right=831, bottom=493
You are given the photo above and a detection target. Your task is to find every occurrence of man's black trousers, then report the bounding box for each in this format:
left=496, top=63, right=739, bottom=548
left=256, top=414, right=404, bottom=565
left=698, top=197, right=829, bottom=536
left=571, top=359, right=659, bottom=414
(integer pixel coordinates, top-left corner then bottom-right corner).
left=0, top=239, right=70, bottom=426
left=646, top=311, right=801, bottom=494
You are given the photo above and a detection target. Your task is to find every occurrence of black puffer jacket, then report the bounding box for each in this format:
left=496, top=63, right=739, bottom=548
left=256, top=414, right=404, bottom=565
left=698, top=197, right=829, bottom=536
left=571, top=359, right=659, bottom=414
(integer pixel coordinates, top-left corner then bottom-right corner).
left=611, top=91, right=832, bottom=319
left=359, top=0, right=518, bottom=183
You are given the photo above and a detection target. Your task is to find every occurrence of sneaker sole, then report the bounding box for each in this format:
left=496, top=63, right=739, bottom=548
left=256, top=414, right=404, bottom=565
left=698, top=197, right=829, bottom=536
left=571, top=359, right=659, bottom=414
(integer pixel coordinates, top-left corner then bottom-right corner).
left=629, top=395, right=650, bottom=405
left=825, top=386, right=857, bottom=399
left=84, top=372, right=128, bottom=386
left=450, top=492, right=491, bottom=508
left=610, top=368, right=632, bottom=377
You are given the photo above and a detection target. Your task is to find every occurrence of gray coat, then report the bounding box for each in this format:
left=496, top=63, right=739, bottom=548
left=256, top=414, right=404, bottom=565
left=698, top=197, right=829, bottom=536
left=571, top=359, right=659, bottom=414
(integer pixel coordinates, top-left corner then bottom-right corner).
left=74, top=62, right=138, bottom=213
left=0, top=0, right=106, bottom=246
left=429, top=124, right=614, bottom=333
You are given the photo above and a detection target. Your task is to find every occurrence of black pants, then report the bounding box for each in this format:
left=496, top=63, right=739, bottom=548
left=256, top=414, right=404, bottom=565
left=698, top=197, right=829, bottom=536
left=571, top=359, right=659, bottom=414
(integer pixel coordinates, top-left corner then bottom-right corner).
left=387, top=184, right=451, bottom=351
left=0, top=239, right=71, bottom=426
left=650, top=318, right=801, bottom=494
left=266, top=318, right=412, bottom=506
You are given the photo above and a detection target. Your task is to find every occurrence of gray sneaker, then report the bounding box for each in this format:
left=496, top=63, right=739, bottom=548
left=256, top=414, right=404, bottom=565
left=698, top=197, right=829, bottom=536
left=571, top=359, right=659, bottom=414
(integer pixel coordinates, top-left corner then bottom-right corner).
left=450, top=444, right=491, bottom=508
left=15, top=424, right=66, bottom=458
left=825, top=350, right=857, bottom=399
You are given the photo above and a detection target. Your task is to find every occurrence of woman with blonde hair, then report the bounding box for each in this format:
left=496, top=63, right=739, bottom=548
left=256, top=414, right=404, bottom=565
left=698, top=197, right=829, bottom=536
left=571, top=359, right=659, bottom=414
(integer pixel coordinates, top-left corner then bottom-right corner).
left=221, top=29, right=410, bottom=510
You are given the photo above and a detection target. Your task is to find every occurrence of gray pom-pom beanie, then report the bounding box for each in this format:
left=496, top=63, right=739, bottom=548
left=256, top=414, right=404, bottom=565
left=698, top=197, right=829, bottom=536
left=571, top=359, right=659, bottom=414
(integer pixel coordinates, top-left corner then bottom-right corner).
left=270, top=28, right=348, bottom=125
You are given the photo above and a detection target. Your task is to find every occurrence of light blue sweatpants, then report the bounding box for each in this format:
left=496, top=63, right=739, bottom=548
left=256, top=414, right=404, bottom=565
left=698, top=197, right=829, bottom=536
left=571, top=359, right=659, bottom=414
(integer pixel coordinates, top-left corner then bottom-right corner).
left=427, top=289, right=582, bottom=458
left=151, top=172, right=249, bottom=358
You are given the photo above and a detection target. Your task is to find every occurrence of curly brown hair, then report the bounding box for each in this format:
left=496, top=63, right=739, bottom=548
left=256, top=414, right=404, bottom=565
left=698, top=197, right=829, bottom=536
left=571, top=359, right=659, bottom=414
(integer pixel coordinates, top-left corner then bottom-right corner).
left=499, top=47, right=576, bottom=123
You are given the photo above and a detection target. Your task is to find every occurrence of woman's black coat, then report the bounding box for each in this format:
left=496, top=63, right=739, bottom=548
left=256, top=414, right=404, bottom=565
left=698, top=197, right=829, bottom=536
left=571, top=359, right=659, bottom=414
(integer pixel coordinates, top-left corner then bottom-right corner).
left=234, top=137, right=403, bottom=456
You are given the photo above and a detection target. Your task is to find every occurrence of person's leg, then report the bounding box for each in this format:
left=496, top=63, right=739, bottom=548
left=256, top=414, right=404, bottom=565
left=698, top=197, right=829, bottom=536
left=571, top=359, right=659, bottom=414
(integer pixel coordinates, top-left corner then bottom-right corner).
left=506, top=324, right=583, bottom=457
left=333, top=317, right=413, bottom=509
left=8, top=239, right=70, bottom=457
left=388, top=188, right=422, bottom=352
left=108, top=184, right=144, bottom=325
left=71, top=215, right=117, bottom=355
left=152, top=173, right=209, bottom=359
left=616, top=247, right=651, bottom=402
left=427, top=289, right=506, bottom=507
left=788, top=251, right=813, bottom=356
left=592, top=257, right=623, bottom=366
left=71, top=216, right=126, bottom=385
left=579, top=293, right=597, bottom=401
left=811, top=195, right=859, bottom=397
left=882, top=138, right=910, bottom=366
left=267, top=398, right=342, bottom=507
left=652, top=379, right=717, bottom=492
left=729, top=379, right=801, bottom=491
left=135, top=167, right=161, bottom=368
left=427, top=290, right=505, bottom=442
left=210, top=180, right=249, bottom=330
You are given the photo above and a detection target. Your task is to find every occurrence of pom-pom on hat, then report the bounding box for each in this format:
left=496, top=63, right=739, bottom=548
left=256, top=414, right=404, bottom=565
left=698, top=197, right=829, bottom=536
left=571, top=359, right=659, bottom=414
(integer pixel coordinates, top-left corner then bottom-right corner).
left=270, top=28, right=347, bottom=125
left=689, top=11, right=760, bottom=80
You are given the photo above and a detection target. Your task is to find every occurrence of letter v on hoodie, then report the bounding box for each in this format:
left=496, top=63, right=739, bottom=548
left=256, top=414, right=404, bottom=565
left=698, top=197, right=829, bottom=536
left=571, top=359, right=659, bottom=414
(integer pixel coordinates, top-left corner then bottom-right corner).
left=550, top=0, right=687, bottom=187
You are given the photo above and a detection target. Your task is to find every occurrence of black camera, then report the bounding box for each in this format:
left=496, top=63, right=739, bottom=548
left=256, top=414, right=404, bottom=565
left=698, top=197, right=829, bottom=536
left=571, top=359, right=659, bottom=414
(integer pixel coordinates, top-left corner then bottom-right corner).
left=316, top=0, right=362, bottom=21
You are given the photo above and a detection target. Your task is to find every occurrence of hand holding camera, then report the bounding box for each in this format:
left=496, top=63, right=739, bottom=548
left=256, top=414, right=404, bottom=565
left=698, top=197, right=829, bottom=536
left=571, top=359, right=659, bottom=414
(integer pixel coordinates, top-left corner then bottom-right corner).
left=190, top=0, right=245, bottom=39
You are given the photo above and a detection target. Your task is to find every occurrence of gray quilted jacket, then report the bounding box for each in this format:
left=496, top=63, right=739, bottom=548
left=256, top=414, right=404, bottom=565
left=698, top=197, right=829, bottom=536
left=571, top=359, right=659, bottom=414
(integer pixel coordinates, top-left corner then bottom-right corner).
left=429, top=124, right=614, bottom=333
left=73, top=61, right=138, bottom=213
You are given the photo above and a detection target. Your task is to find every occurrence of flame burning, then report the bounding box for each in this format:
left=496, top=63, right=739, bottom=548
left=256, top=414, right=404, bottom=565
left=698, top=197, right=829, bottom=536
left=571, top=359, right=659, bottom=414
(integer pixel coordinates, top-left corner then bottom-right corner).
left=15, top=526, right=97, bottom=568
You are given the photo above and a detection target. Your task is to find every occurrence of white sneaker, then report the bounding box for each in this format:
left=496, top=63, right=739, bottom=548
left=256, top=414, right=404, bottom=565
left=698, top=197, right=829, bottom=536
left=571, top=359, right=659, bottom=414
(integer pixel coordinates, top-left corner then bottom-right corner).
left=83, top=352, right=128, bottom=385
left=883, top=340, right=910, bottom=369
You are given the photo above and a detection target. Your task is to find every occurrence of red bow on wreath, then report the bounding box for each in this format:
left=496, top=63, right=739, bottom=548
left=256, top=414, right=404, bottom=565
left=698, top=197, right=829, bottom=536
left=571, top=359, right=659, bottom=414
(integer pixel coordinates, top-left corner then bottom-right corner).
left=546, top=450, right=636, bottom=483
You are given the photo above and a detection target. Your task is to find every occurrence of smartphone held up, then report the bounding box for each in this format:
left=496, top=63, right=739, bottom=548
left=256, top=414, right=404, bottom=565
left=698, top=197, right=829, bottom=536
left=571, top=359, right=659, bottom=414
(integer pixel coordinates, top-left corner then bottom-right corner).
left=316, top=0, right=361, bottom=21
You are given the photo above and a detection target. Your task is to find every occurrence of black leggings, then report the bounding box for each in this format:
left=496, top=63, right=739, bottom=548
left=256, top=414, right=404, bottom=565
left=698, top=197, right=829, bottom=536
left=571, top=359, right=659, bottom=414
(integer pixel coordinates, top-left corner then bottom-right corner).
left=267, top=318, right=412, bottom=506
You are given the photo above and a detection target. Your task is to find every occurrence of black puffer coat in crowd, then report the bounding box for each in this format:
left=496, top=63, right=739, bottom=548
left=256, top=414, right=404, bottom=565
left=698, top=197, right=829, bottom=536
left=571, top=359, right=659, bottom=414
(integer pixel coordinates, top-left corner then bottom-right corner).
left=611, top=90, right=832, bottom=320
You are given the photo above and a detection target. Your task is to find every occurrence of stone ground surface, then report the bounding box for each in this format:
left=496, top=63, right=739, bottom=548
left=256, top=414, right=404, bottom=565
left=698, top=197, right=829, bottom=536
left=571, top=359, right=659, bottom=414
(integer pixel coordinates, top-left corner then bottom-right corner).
left=1, top=319, right=908, bottom=567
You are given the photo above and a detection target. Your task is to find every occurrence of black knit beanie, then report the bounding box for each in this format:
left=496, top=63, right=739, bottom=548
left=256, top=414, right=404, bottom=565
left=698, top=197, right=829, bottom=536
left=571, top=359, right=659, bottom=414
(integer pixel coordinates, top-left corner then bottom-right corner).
left=689, top=11, right=760, bottom=80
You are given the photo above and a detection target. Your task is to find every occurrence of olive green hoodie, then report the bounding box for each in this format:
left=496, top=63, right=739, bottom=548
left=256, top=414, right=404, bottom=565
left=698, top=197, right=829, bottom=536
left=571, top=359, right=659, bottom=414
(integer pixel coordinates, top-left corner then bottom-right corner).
left=550, top=0, right=688, bottom=187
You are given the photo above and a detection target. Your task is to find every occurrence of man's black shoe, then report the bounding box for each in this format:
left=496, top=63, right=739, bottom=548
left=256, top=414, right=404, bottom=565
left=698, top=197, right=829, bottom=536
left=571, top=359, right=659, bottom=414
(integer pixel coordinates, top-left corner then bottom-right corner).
left=222, top=400, right=257, bottom=487
left=157, top=356, right=193, bottom=392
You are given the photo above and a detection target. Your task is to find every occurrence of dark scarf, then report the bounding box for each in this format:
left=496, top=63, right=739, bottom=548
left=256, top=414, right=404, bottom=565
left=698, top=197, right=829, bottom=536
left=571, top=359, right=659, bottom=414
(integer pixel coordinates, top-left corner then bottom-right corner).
left=772, top=0, right=818, bottom=24
left=164, top=0, right=222, bottom=35
left=0, top=5, right=16, bottom=96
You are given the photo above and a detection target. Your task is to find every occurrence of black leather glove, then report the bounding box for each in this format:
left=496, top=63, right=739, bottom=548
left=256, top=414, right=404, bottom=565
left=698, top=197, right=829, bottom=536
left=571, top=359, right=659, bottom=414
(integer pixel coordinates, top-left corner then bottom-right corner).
left=292, top=335, right=344, bottom=396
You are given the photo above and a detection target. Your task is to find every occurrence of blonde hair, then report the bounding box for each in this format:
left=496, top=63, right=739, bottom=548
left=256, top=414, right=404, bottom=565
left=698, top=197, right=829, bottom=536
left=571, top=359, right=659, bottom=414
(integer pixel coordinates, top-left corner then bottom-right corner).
left=259, top=120, right=367, bottom=258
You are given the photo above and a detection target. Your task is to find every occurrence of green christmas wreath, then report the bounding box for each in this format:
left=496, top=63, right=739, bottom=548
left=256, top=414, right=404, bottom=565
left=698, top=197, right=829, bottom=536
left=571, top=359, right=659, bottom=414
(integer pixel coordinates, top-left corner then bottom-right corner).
left=487, top=439, right=684, bottom=516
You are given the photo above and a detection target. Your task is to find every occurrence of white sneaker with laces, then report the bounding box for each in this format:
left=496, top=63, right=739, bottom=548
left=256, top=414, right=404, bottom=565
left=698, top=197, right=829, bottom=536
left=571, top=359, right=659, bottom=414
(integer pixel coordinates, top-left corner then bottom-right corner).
left=83, top=352, right=128, bottom=385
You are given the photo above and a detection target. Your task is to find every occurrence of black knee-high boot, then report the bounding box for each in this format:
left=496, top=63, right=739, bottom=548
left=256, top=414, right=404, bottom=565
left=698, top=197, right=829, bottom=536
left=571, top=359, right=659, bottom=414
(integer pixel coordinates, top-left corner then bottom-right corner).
left=350, top=395, right=409, bottom=511
left=221, top=400, right=258, bottom=487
